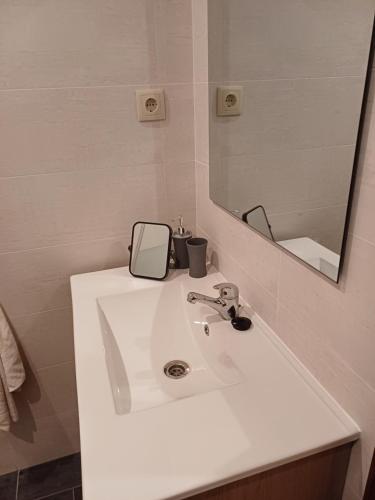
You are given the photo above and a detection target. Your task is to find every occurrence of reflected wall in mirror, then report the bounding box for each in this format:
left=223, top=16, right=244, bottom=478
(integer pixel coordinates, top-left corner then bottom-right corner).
left=208, top=0, right=374, bottom=282
left=129, top=222, right=172, bottom=280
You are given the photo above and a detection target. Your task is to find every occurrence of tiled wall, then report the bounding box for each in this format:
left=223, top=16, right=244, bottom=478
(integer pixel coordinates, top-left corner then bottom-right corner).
left=193, top=1, right=375, bottom=498
left=206, top=0, right=373, bottom=253
left=0, top=0, right=195, bottom=473
left=1, top=2, right=374, bottom=496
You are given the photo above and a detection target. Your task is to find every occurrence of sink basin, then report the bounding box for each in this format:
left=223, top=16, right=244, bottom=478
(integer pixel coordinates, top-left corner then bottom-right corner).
left=97, top=279, right=244, bottom=414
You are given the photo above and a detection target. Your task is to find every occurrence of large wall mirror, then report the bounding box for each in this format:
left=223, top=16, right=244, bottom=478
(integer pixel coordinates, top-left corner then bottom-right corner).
left=208, top=0, right=374, bottom=282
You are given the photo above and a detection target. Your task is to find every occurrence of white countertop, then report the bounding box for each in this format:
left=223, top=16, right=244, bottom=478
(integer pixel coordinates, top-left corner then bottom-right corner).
left=71, top=266, right=359, bottom=500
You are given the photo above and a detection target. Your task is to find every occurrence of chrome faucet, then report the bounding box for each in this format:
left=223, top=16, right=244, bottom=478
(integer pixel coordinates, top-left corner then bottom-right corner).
left=187, top=283, right=240, bottom=320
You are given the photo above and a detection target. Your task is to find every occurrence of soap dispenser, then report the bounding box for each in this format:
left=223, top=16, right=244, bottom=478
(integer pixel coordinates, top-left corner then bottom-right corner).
left=172, top=216, right=192, bottom=269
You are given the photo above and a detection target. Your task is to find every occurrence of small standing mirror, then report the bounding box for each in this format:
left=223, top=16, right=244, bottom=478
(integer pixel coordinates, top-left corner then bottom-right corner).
left=129, top=222, right=172, bottom=280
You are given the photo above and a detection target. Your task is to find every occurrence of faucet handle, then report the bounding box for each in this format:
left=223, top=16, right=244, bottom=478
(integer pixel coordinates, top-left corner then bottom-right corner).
left=213, top=282, right=239, bottom=299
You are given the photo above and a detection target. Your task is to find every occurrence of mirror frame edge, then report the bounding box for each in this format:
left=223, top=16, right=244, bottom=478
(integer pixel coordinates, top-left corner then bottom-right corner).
left=336, top=16, right=375, bottom=284
left=129, top=221, right=173, bottom=281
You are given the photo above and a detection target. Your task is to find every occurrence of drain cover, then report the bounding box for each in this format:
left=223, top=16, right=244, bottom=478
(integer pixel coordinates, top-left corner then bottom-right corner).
left=164, top=360, right=190, bottom=379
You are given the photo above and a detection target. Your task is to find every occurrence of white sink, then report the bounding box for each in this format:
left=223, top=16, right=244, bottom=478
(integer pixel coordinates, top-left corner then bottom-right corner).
left=71, top=267, right=359, bottom=500
left=97, top=279, right=244, bottom=414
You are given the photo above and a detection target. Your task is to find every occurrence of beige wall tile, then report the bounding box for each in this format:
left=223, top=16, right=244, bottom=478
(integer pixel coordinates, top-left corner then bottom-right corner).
left=194, top=84, right=209, bottom=165
left=192, top=0, right=208, bottom=83
left=351, top=183, right=375, bottom=245
left=8, top=410, right=80, bottom=470
left=278, top=243, right=375, bottom=389
left=0, top=1, right=157, bottom=89
left=11, top=308, right=75, bottom=371
left=0, top=86, right=162, bottom=177
left=0, top=160, right=195, bottom=254
left=0, top=433, right=19, bottom=475
left=15, top=362, right=78, bottom=421
left=340, top=236, right=375, bottom=333
left=3, top=363, right=79, bottom=469
left=351, top=156, right=375, bottom=245
left=0, top=164, right=166, bottom=253
left=154, top=0, right=193, bottom=84
left=0, top=84, right=194, bottom=178
left=162, top=85, right=195, bottom=164
left=164, top=161, right=196, bottom=230
left=0, top=0, right=192, bottom=89
left=0, top=237, right=130, bottom=317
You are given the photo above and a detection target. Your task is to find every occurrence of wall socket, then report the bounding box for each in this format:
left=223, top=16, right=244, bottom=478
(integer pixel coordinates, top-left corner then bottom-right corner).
left=136, top=89, right=166, bottom=122
left=217, top=86, right=243, bottom=116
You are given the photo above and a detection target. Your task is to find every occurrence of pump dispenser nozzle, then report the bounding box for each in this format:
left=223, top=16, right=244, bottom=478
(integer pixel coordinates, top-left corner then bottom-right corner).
left=176, top=215, right=185, bottom=236
left=172, top=215, right=192, bottom=269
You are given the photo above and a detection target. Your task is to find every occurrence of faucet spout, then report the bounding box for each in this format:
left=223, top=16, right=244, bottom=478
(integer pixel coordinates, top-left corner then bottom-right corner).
left=187, top=292, right=224, bottom=307
left=186, top=283, right=240, bottom=320
left=187, top=283, right=252, bottom=331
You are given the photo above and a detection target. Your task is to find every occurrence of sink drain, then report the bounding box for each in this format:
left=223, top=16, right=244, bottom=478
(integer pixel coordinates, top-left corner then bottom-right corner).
left=164, top=360, right=190, bottom=379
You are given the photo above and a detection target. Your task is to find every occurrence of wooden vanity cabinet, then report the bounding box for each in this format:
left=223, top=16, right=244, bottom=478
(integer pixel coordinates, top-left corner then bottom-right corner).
left=187, top=443, right=353, bottom=500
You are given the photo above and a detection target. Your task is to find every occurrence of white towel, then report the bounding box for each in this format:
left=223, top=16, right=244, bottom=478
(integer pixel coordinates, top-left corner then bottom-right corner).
left=0, top=306, right=26, bottom=431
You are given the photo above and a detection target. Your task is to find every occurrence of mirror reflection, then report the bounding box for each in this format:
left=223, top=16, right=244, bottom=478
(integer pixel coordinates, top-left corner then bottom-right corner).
left=130, top=222, right=171, bottom=280
left=242, top=206, right=274, bottom=241
left=208, top=0, right=374, bottom=281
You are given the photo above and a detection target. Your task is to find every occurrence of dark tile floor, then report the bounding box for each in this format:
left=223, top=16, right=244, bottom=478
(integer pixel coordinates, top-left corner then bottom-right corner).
left=0, top=453, right=82, bottom=500
left=0, top=472, right=17, bottom=500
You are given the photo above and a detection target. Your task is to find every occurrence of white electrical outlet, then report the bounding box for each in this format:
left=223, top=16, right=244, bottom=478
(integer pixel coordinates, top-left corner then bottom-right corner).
left=136, top=89, right=166, bottom=122
left=217, top=86, right=243, bottom=116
